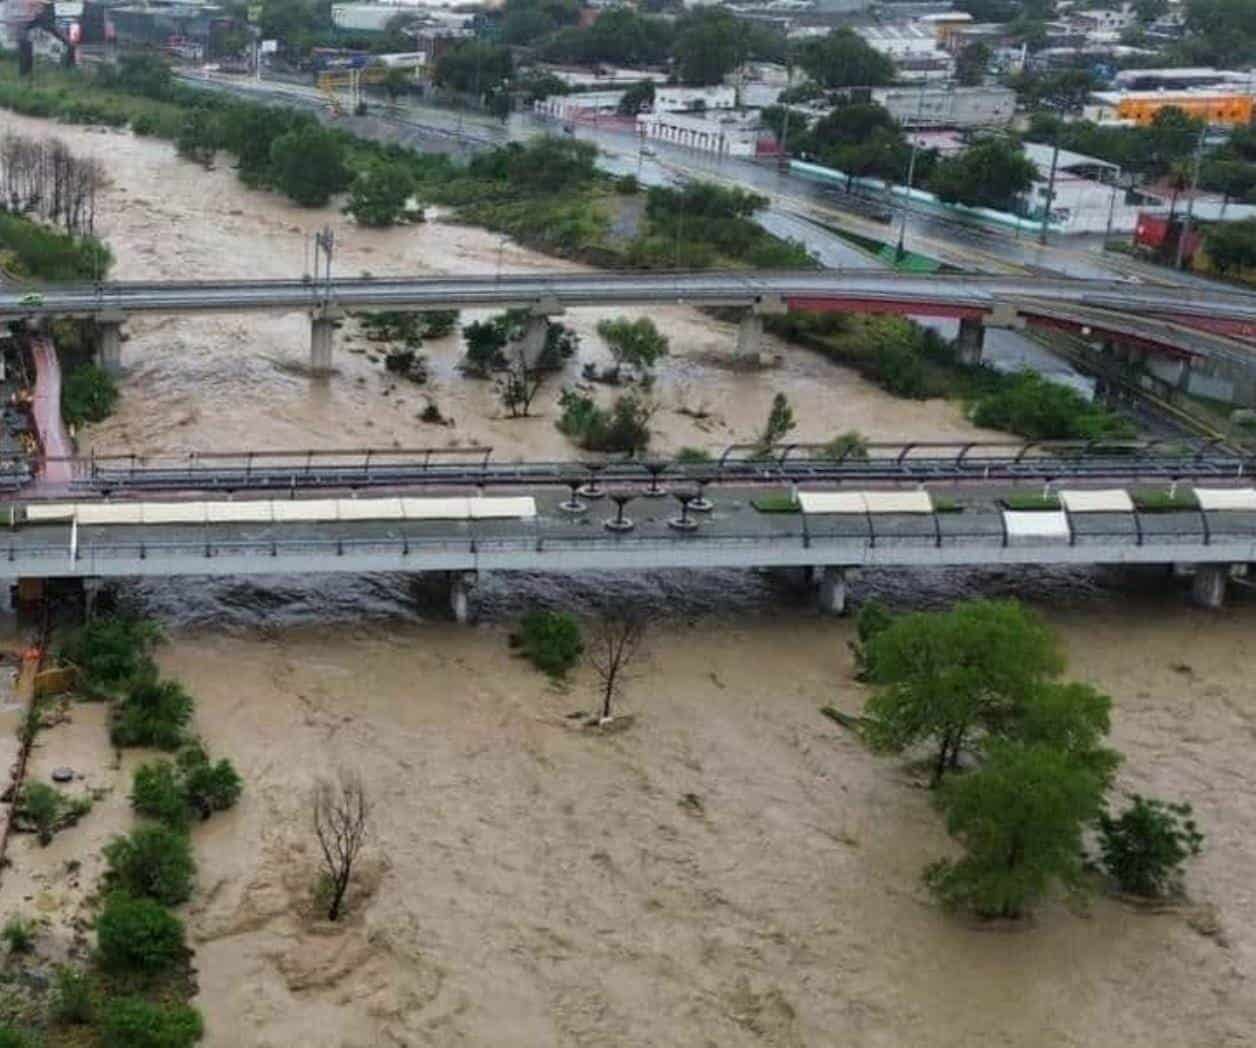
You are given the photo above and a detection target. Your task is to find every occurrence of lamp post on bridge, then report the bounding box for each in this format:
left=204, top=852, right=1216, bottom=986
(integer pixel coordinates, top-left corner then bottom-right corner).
left=314, top=225, right=335, bottom=308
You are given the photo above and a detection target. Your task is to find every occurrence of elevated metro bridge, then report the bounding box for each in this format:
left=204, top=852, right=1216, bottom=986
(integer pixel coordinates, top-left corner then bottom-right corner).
left=6, top=271, right=1256, bottom=374
left=3, top=476, right=1255, bottom=615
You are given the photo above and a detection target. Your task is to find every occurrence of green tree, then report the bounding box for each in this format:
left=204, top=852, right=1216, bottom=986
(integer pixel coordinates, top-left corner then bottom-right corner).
left=1098, top=795, right=1204, bottom=897
left=19, top=782, right=67, bottom=846
left=462, top=319, right=509, bottom=376
left=928, top=137, right=1037, bottom=212
left=99, top=996, right=203, bottom=1048
left=269, top=126, right=351, bottom=207
left=131, top=760, right=190, bottom=828
left=60, top=616, right=163, bottom=700
left=955, top=41, right=991, bottom=86
left=518, top=611, right=583, bottom=677
left=102, top=824, right=196, bottom=906
left=1206, top=218, right=1256, bottom=275
left=347, top=161, right=416, bottom=227
left=96, top=892, right=186, bottom=972
left=178, top=743, right=244, bottom=819
left=617, top=80, right=656, bottom=116
left=596, top=316, right=669, bottom=379
left=756, top=392, right=796, bottom=450
left=174, top=108, right=219, bottom=166
left=380, top=66, right=411, bottom=104
left=61, top=363, right=117, bottom=427
left=111, top=678, right=195, bottom=750
left=926, top=741, right=1107, bottom=918
left=435, top=41, right=513, bottom=95
left=862, top=599, right=1064, bottom=785
left=795, top=28, right=895, bottom=89
left=672, top=8, right=748, bottom=85
left=1180, top=0, right=1256, bottom=66
left=1004, top=681, right=1122, bottom=787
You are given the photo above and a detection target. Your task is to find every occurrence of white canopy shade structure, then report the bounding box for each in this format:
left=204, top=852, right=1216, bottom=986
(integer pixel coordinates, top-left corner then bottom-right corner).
left=24, top=497, right=538, bottom=526
left=1059, top=489, right=1135, bottom=513
left=798, top=491, right=934, bottom=515
left=1003, top=511, right=1071, bottom=543
left=1194, top=488, right=1256, bottom=512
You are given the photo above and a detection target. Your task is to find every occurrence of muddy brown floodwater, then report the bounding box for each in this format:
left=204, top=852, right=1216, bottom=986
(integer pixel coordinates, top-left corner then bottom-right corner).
left=0, top=116, right=1252, bottom=1048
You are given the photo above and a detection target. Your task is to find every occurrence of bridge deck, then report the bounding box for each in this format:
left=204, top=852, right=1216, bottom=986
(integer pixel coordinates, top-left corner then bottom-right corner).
left=7, top=488, right=1255, bottom=579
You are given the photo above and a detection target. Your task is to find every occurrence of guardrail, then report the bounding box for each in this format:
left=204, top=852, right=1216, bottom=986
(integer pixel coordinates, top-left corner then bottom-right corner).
left=30, top=438, right=1256, bottom=495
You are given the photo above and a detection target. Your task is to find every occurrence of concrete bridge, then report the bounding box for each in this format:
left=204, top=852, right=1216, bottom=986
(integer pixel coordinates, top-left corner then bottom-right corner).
left=6, top=271, right=1256, bottom=376
left=5, top=483, right=1254, bottom=618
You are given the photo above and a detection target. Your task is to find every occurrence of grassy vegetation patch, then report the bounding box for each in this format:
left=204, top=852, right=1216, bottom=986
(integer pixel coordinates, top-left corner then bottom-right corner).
left=752, top=491, right=799, bottom=513
left=1001, top=493, right=1062, bottom=511
left=1131, top=488, right=1199, bottom=512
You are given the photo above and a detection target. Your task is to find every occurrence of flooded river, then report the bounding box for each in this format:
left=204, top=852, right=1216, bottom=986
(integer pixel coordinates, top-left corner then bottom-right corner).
left=0, top=115, right=1253, bottom=1047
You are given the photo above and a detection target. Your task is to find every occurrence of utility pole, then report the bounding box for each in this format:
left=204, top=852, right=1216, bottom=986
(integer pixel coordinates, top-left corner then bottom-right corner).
left=1039, top=139, right=1059, bottom=247
left=315, top=226, right=335, bottom=307
left=896, top=82, right=928, bottom=261
left=1174, top=123, right=1207, bottom=271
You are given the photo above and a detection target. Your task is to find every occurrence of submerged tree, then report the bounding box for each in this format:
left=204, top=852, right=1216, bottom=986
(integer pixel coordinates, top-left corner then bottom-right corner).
left=926, top=741, right=1106, bottom=918
left=313, top=769, right=370, bottom=922
left=861, top=599, right=1064, bottom=786
left=588, top=611, right=648, bottom=722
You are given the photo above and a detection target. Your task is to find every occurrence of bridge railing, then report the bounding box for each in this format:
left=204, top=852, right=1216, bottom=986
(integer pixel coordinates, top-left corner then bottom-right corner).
left=7, top=511, right=1255, bottom=567
left=28, top=437, right=1256, bottom=495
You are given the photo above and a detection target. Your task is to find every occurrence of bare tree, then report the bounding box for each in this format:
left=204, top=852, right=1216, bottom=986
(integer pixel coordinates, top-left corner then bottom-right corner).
left=312, top=769, right=370, bottom=922
left=588, top=610, right=648, bottom=722
left=497, top=348, right=542, bottom=418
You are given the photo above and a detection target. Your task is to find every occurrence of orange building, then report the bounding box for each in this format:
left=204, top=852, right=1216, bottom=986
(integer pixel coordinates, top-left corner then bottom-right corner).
left=1089, top=91, right=1254, bottom=127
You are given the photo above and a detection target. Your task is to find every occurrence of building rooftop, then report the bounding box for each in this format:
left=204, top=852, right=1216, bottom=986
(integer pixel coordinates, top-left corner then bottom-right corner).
left=1022, top=140, right=1119, bottom=175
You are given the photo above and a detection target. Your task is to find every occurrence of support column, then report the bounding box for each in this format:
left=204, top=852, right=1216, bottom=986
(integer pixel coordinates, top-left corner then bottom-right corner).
left=95, top=313, right=126, bottom=375
left=957, top=316, right=985, bottom=366
left=517, top=316, right=549, bottom=370
left=450, top=571, right=478, bottom=624
left=736, top=310, right=763, bottom=363
left=310, top=315, right=336, bottom=375
left=817, top=566, right=848, bottom=616
left=1191, top=564, right=1228, bottom=609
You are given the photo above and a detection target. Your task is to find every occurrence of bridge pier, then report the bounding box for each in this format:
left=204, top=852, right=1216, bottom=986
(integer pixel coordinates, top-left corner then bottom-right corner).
left=1191, top=564, right=1229, bottom=609
left=449, top=571, right=478, bottom=624
left=957, top=317, right=985, bottom=366
left=310, top=311, right=343, bottom=375
left=736, top=311, right=764, bottom=364
left=817, top=566, right=848, bottom=616
left=95, top=314, right=126, bottom=375
left=517, top=315, right=550, bottom=370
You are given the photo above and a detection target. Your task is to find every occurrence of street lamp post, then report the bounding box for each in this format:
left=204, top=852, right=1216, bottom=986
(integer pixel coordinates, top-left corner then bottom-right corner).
left=1174, top=124, right=1207, bottom=271
left=895, top=81, right=928, bottom=261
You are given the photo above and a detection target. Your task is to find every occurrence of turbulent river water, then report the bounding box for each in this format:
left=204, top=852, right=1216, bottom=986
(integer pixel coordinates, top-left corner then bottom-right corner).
left=1, top=115, right=1253, bottom=1047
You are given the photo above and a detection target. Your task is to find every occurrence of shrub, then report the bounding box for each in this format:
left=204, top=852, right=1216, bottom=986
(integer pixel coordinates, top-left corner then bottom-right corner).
left=1097, top=795, right=1204, bottom=898
left=0, top=212, right=111, bottom=282
left=519, top=611, right=583, bottom=678
left=61, top=616, right=163, bottom=700
left=102, top=825, right=196, bottom=906
left=110, top=678, right=195, bottom=750
left=131, top=112, right=160, bottom=136
left=62, top=363, right=119, bottom=427
left=20, top=782, right=60, bottom=846
left=0, top=1027, right=37, bottom=1048
left=825, top=430, right=869, bottom=460
left=616, top=174, right=639, bottom=194
left=852, top=599, right=894, bottom=680
left=1, top=914, right=34, bottom=954
left=556, top=389, right=652, bottom=453
left=50, top=964, right=95, bottom=1025
left=96, top=893, right=185, bottom=973
left=131, top=761, right=189, bottom=828
left=420, top=310, right=459, bottom=338
left=178, top=742, right=243, bottom=819
left=347, top=161, right=416, bottom=227
left=971, top=372, right=1136, bottom=441
left=99, top=996, right=203, bottom=1048
left=675, top=446, right=712, bottom=463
